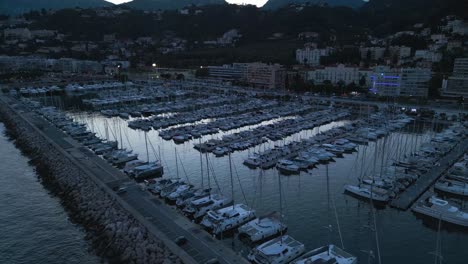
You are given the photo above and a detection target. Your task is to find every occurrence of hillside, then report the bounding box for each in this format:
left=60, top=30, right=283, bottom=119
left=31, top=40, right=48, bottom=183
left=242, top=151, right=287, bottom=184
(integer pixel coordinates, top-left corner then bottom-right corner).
left=0, top=0, right=113, bottom=15
left=262, top=0, right=366, bottom=10
left=123, top=0, right=227, bottom=10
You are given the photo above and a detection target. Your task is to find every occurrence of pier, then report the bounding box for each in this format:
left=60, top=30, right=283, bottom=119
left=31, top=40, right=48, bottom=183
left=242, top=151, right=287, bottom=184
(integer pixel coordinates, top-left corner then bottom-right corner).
left=0, top=95, right=247, bottom=264
left=390, top=138, right=468, bottom=210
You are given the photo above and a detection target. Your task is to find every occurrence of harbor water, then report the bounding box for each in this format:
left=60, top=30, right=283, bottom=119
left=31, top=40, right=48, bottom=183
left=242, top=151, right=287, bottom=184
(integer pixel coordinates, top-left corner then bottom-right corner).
left=0, top=123, right=99, bottom=264
left=69, top=111, right=468, bottom=264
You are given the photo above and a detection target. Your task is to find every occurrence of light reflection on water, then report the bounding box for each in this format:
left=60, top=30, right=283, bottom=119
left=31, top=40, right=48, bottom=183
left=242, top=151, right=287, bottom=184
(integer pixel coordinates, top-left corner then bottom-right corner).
left=70, top=112, right=468, bottom=264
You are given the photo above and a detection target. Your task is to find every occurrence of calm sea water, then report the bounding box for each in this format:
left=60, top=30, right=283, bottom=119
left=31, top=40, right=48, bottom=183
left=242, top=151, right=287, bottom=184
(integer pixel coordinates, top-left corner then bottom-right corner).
left=0, top=123, right=99, bottom=264
left=69, top=111, right=468, bottom=264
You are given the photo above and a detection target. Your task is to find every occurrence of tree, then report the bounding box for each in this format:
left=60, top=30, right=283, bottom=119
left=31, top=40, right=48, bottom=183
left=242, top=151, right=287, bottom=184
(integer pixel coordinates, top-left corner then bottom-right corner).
left=428, top=75, right=442, bottom=99
left=359, top=75, right=367, bottom=87
left=195, top=67, right=209, bottom=77
left=160, top=73, right=172, bottom=79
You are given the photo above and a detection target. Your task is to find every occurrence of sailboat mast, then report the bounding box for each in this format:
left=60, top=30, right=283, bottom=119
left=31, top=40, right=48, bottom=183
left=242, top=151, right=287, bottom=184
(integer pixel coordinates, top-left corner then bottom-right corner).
left=199, top=139, right=204, bottom=189
left=205, top=152, right=211, bottom=198
left=277, top=170, right=283, bottom=244
left=175, top=147, right=179, bottom=178
left=326, top=164, right=331, bottom=255
left=144, top=131, right=149, bottom=162
left=229, top=153, right=235, bottom=209
left=379, top=136, right=386, bottom=178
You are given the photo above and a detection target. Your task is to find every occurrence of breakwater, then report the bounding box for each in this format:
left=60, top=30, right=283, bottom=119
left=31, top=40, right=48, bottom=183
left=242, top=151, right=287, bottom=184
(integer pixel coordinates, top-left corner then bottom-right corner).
left=0, top=97, right=182, bottom=264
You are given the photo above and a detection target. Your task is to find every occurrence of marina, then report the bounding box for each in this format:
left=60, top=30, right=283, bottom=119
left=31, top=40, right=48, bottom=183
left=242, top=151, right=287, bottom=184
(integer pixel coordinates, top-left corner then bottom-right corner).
left=2, top=80, right=468, bottom=264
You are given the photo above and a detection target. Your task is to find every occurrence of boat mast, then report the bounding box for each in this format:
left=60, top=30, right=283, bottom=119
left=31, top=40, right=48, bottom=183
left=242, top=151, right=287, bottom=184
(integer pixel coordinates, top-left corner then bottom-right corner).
left=229, top=152, right=235, bottom=209
left=433, top=215, right=443, bottom=264
left=144, top=131, right=149, bottom=162
left=326, top=164, right=331, bottom=255
left=205, top=152, right=211, bottom=198
left=175, top=147, right=179, bottom=178
left=277, top=170, right=283, bottom=244
left=199, top=138, right=204, bottom=189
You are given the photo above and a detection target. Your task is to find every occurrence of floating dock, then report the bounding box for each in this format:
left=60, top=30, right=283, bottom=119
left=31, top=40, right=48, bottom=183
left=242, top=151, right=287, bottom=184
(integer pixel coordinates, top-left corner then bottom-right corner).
left=390, top=138, right=468, bottom=210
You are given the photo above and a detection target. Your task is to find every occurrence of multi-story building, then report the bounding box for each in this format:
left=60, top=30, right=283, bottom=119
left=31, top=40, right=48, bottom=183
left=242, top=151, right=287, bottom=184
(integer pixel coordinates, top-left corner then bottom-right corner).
left=453, top=58, right=468, bottom=76
left=399, top=68, right=432, bottom=97
left=206, top=62, right=285, bottom=89
left=369, top=66, right=401, bottom=97
left=369, top=66, right=431, bottom=97
left=414, top=50, right=443, bottom=62
left=442, top=58, right=468, bottom=97
left=296, top=47, right=330, bottom=66
left=0, top=56, right=104, bottom=74
left=207, top=63, right=248, bottom=81
left=246, top=63, right=286, bottom=89
left=305, top=64, right=372, bottom=86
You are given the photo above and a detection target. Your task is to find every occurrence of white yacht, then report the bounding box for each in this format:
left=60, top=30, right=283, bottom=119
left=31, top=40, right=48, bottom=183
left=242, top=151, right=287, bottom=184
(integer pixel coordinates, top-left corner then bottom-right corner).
left=201, top=204, right=256, bottom=235
left=176, top=188, right=211, bottom=208
left=412, top=196, right=468, bottom=227
left=247, top=235, right=305, bottom=264
left=160, top=181, right=186, bottom=198
left=184, top=194, right=233, bottom=220
left=212, top=147, right=231, bottom=157
left=244, top=154, right=263, bottom=168
left=166, top=184, right=193, bottom=203
left=293, top=245, right=357, bottom=264
left=238, top=213, right=287, bottom=243
left=435, top=180, right=468, bottom=197
left=344, top=185, right=389, bottom=203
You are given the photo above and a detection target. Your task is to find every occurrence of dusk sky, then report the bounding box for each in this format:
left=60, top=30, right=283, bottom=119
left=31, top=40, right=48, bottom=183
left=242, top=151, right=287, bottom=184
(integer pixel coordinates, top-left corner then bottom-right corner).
left=106, top=0, right=269, bottom=7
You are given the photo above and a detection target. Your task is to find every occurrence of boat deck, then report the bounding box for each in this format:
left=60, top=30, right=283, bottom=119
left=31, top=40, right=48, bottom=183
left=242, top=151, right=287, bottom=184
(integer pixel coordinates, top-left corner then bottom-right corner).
left=390, top=138, right=468, bottom=210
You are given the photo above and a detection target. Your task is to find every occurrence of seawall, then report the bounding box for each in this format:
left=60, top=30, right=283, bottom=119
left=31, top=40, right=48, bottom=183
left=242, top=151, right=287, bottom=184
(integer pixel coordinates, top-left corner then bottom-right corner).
left=0, top=96, right=183, bottom=264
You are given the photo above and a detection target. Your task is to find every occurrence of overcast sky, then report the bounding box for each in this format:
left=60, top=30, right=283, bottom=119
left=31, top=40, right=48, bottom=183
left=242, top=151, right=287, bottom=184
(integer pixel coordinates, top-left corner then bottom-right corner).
left=106, top=0, right=268, bottom=7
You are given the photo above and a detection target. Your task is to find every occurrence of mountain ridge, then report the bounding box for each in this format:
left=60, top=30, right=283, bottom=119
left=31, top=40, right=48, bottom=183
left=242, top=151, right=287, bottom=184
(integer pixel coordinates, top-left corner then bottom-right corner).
left=0, top=0, right=113, bottom=15
left=262, top=0, right=366, bottom=10
left=123, top=0, right=228, bottom=11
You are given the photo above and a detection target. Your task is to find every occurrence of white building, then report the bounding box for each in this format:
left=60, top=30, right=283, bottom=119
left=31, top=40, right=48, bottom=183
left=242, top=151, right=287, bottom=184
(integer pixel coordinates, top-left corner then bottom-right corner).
left=414, top=50, right=443, bottom=62
left=306, top=64, right=372, bottom=86
left=207, top=63, right=248, bottom=81
left=443, top=20, right=468, bottom=36
left=442, top=58, right=468, bottom=97
left=296, top=47, right=330, bottom=66
left=399, top=68, right=432, bottom=97
left=206, top=62, right=286, bottom=89
left=3, top=28, right=31, bottom=40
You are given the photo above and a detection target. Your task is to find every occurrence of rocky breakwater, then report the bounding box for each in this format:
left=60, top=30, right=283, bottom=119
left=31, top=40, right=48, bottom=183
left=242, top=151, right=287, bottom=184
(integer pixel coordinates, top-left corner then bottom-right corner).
left=0, top=99, right=182, bottom=264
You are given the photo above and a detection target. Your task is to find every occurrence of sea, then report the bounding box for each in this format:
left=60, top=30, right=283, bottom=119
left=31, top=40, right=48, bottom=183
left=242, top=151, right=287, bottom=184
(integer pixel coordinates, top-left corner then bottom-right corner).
left=0, top=123, right=99, bottom=264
